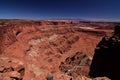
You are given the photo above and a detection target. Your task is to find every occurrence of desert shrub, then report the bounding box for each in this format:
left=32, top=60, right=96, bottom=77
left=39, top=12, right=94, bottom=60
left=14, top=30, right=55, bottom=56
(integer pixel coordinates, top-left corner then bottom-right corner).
left=46, top=74, right=54, bottom=80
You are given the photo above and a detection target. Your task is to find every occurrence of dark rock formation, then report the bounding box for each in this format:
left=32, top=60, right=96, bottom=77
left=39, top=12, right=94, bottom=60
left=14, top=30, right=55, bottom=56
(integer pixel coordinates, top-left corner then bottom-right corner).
left=89, top=25, right=120, bottom=80
left=59, top=52, right=91, bottom=77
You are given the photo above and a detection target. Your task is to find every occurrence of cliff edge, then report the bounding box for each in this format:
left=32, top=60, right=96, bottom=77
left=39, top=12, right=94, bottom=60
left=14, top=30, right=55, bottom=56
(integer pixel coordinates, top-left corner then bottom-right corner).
left=89, top=25, right=120, bottom=80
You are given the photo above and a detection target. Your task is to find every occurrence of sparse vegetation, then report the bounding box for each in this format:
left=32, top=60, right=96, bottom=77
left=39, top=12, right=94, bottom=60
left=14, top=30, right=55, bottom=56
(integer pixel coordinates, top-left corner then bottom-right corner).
left=46, top=74, right=54, bottom=80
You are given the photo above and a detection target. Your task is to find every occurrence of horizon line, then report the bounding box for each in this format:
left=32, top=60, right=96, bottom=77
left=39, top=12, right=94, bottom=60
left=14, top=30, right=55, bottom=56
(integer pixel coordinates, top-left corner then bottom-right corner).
left=0, top=17, right=120, bottom=22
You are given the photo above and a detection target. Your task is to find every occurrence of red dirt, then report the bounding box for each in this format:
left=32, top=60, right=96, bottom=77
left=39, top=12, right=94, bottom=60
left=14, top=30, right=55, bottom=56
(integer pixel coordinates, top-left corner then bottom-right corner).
left=0, top=20, right=114, bottom=80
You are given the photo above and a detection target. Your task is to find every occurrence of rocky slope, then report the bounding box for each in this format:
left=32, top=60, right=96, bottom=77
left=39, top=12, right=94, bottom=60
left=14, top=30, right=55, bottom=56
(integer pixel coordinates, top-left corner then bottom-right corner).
left=0, top=20, right=114, bottom=80
left=89, top=25, right=120, bottom=80
left=59, top=52, right=91, bottom=77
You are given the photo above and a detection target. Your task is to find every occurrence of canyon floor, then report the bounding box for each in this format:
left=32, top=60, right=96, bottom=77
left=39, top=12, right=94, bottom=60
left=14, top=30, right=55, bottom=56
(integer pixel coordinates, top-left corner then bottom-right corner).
left=0, top=20, right=117, bottom=80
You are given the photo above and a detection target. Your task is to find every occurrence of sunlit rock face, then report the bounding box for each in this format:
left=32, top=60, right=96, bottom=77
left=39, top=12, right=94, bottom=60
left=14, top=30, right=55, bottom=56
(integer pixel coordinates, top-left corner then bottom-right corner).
left=89, top=25, right=120, bottom=80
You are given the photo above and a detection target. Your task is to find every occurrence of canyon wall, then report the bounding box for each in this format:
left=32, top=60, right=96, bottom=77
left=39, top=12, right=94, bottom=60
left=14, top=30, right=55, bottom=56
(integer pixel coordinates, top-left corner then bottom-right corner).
left=89, top=25, right=120, bottom=80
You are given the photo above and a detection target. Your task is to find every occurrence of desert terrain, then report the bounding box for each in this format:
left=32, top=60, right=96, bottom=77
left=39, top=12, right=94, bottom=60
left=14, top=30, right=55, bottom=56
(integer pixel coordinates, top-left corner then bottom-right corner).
left=0, top=19, right=118, bottom=80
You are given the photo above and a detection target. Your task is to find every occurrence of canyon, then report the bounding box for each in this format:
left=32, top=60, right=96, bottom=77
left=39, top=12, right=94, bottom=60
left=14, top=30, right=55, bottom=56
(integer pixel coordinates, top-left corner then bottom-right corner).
left=0, top=19, right=118, bottom=80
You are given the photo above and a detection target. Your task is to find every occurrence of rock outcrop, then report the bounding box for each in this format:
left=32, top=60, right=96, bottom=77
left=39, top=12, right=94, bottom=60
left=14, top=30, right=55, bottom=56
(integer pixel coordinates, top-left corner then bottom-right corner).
left=89, top=25, right=120, bottom=80
left=0, top=57, right=25, bottom=80
left=59, top=52, right=91, bottom=77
